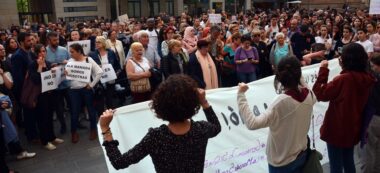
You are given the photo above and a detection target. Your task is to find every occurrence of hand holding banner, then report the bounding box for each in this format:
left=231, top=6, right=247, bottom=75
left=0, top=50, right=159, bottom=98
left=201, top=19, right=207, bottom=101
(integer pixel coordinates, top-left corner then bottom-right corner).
left=65, top=62, right=92, bottom=83
left=100, top=64, right=117, bottom=83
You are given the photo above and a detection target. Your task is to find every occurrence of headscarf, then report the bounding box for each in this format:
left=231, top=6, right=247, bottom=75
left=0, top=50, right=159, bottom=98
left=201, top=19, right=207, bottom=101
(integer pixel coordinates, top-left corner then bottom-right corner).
left=182, top=27, right=198, bottom=54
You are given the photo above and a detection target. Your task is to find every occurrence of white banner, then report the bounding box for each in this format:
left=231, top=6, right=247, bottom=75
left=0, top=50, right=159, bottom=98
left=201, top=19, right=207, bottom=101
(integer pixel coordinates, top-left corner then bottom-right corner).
left=209, top=14, right=222, bottom=23
left=67, top=40, right=91, bottom=55
left=99, top=59, right=342, bottom=173
left=100, top=64, right=117, bottom=83
left=65, top=62, right=92, bottom=83
left=370, top=0, right=380, bottom=14
left=41, top=70, right=58, bottom=93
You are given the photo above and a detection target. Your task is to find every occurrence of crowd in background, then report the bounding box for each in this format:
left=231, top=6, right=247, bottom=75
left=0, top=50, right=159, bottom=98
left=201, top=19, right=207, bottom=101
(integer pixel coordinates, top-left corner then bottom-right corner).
left=0, top=5, right=379, bottom=173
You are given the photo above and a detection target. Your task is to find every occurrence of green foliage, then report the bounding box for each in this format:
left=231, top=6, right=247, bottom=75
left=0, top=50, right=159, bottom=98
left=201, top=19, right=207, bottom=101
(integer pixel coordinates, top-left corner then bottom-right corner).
left=17, top=0, right=29, bottom=12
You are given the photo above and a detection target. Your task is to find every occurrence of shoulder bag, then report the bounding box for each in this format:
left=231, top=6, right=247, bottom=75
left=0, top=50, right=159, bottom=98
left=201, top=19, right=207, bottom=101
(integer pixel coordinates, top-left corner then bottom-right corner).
left=130, top=59, right=151, bottom=93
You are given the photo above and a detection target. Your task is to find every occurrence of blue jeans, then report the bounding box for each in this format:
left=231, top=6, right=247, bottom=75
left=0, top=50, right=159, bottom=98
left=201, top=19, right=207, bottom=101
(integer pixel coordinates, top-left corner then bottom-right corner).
left=327, top=143, right=356, bottom=173
left=237, top=72, right=257, bottom=83
left=268, top=150, right=307, bottom=173
left=68, top=88, right=97, bottom=132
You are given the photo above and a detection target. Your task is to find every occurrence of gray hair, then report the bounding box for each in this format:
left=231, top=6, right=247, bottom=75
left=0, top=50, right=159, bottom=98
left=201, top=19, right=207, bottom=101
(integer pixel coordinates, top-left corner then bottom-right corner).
left=133, top=30, right=149, bottom=41
left=275, top=32, right=285, bottom=39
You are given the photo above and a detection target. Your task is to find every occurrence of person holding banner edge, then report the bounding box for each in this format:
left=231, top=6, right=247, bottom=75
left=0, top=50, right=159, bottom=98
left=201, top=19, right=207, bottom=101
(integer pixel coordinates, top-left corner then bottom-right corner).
left=237, top=56, right=317, bottom=173
left=99, top=74, right=221, bottom=172
left=312, top=43, right=376, bottom=173
left=28, top=44, right=64, bottom=150
left=66, top=43, right=103, bottom=143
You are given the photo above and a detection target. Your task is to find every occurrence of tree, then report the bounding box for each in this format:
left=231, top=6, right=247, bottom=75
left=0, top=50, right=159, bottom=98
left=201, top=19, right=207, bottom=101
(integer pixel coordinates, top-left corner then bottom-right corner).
left=17, top=0, right=29, bottom=12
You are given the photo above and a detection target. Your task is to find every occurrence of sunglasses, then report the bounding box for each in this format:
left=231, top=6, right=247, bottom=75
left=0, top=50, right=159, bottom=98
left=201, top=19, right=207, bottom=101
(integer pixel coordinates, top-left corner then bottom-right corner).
left=252, top=34, right=260, bottom=37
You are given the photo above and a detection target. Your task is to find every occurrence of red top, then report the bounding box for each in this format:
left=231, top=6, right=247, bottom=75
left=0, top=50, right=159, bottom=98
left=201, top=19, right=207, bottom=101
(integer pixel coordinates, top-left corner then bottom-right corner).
left=313, top=67, right=375, bottom=148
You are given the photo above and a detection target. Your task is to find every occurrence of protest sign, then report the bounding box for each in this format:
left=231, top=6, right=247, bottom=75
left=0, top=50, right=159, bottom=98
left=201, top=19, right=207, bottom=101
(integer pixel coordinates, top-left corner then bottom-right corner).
left=370, top=0, right=380, bottom=14
left=65, top=62, right=92, bottom=83
left=53, top=65, right=65, bottom=84
left=67, top=40, right=91, bottom=55
left=209, top=14, right=222, bottom=23
left=99, top=59, right=341, bottom=172
left=41, top=71, right=58, bottom=93
left=100, top=64, right=117, bottom=83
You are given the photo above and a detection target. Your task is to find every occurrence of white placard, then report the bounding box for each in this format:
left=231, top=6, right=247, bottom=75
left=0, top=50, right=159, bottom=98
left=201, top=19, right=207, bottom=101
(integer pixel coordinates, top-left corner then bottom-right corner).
left=67, top=40, right=91, bottom=55
left=53, top=65, right=65, bottom=84
left=209, top=14, right=222, bottom=23
left=41, top=71, right=58, bottom=93
left=370, top=0, right=380, bottom=14
left=99, top=59, right=342, bottom=173
left=118, top=14, right=129, bottom=23
left=65, top=62, right=92, bottom=83
left=100, top=64, right=117, bottom=83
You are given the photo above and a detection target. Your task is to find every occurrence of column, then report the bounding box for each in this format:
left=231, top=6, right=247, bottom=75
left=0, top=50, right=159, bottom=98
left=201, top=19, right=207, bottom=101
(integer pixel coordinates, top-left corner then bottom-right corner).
left=177, top=0, right=184, bottom=16
left=245, top=0, right=251, bottom=10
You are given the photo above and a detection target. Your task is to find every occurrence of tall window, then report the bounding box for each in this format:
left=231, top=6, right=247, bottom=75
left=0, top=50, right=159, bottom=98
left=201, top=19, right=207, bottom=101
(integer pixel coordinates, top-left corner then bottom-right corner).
left=166, top=0, right=174, bottom=15
left=128, top=0, right=141, bottom=17
left=152, top=0, right=160, bottom=16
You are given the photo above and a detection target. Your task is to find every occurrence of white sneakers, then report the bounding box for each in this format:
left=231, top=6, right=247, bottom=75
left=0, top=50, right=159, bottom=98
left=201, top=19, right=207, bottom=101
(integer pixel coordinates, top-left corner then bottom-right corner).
left=16, top=151, right=36, bottom=160
left=45, top=142, right=57, bottom=150
left=53, top=138, right=64, bottom=144
left=45, top=138, right=64, bottom=150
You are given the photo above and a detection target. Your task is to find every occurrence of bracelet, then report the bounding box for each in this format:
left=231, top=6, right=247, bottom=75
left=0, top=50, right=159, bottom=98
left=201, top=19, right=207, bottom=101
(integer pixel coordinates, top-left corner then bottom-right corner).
left=103, top=132, right=112, bottom=140
left=101, top=127, right=111, bottom=135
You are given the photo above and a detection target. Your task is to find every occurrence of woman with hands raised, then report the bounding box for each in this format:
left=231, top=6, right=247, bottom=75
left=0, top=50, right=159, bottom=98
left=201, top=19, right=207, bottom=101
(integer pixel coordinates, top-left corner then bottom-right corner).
left=99, top=74, right=221, bottom=173
left=237, top=56, right=316, bottom=173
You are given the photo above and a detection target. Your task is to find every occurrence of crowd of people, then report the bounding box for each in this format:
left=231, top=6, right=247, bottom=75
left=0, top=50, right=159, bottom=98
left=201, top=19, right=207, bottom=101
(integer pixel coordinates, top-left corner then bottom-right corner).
left=0, top=5, right=379, bottom=173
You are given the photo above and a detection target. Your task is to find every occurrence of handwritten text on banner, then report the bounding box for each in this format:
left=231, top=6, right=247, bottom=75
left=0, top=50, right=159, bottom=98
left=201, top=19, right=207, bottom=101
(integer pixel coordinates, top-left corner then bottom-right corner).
left=99, top=59, right=341, bottom=173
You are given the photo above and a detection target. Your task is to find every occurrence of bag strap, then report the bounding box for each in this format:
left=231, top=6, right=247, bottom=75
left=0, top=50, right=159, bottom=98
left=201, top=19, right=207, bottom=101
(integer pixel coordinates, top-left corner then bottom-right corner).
left=130, top=59, right=145, bottom=72
left=310, top=89, right=316, bottom=149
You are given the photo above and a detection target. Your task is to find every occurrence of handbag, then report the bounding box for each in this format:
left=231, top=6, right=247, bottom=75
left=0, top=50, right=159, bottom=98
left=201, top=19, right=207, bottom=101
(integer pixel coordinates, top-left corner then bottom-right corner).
left=302, top=94, right=323, bottom=173
left=20, top=72, right=41, bottom=109
left=130, top=59, right=151, bottom=93
left=149, top=52, right=162, bottom=88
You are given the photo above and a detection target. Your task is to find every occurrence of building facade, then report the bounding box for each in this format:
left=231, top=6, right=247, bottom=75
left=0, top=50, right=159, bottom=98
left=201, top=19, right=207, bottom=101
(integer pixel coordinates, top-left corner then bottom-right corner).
left=0, top=0, right=370, bottom=28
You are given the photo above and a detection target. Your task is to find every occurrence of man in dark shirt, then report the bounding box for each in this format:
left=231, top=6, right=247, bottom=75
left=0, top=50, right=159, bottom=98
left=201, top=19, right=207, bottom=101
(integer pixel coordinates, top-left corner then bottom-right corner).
left=11, top=32, right=35, bottom=140
left=290, top=25, right=316, bottom=61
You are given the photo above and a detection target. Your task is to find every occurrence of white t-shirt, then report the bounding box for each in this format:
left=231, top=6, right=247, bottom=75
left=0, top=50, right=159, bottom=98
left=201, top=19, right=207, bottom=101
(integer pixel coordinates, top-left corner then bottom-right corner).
left=129, top=57, right=150, bottom=73
left=146, top=29, right=159, bottom=51
left=67, top=57, right=103, bottom=89
left=265, top=24, right=279, bottom=41
left=356, top=40, right=374, bottom=53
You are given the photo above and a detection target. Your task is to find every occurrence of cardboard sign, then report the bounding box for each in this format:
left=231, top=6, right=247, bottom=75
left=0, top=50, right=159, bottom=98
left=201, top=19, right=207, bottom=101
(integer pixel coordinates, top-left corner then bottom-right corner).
left=370, top=0, right=380, bottom=14
left=209, top=14, right=222, bottom=23
left=65, top=62, right=92, bottom=83
left=100, top=64, right=117, bottom=83
left=41, top=71, right=58, bottom=93
left=67, top=40, right=91, bottom=55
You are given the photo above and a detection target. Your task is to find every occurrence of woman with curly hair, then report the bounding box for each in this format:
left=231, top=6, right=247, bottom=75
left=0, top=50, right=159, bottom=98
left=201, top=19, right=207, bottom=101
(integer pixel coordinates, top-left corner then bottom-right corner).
left=99, top=74, right=221, bottom=172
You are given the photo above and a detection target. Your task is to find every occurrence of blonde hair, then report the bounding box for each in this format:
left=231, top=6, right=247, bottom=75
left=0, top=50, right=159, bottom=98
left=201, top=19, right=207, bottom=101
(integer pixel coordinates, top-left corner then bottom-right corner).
left=96, top=36, right=108, bottom=49
left=168, top=39, right=182, bottom=50
left=131, top=42, right=144, bottom=52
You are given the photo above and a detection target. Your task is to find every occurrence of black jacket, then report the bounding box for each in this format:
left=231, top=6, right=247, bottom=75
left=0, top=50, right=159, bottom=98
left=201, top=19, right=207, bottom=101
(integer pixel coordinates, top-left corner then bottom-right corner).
left=188, top=52, right=206, bottom=89
left=161, top=52, right=188, bottom=79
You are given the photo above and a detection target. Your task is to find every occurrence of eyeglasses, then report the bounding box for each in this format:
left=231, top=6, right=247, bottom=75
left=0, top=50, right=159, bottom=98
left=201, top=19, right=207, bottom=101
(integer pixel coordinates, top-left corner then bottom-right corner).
left=252, top=34, right=260, bottom=37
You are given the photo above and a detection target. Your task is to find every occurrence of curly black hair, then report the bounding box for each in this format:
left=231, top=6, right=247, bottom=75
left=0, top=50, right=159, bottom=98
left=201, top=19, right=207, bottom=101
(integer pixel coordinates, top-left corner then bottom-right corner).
left=150, top=74, right=200, bottom=122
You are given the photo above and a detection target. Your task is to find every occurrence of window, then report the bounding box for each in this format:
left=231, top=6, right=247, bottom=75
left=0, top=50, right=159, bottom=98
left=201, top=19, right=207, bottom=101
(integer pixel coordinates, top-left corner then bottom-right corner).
left=64, top=6, right=97, bottom=12
left=127, top=0, right=141, bottom=17
left=152, top=0, right=160, bottom=16
left=166, top=0, right=174, bottom=16
left=64, top=16, right=97, bottom=22
left=63, top=0, right=96, bottom=2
